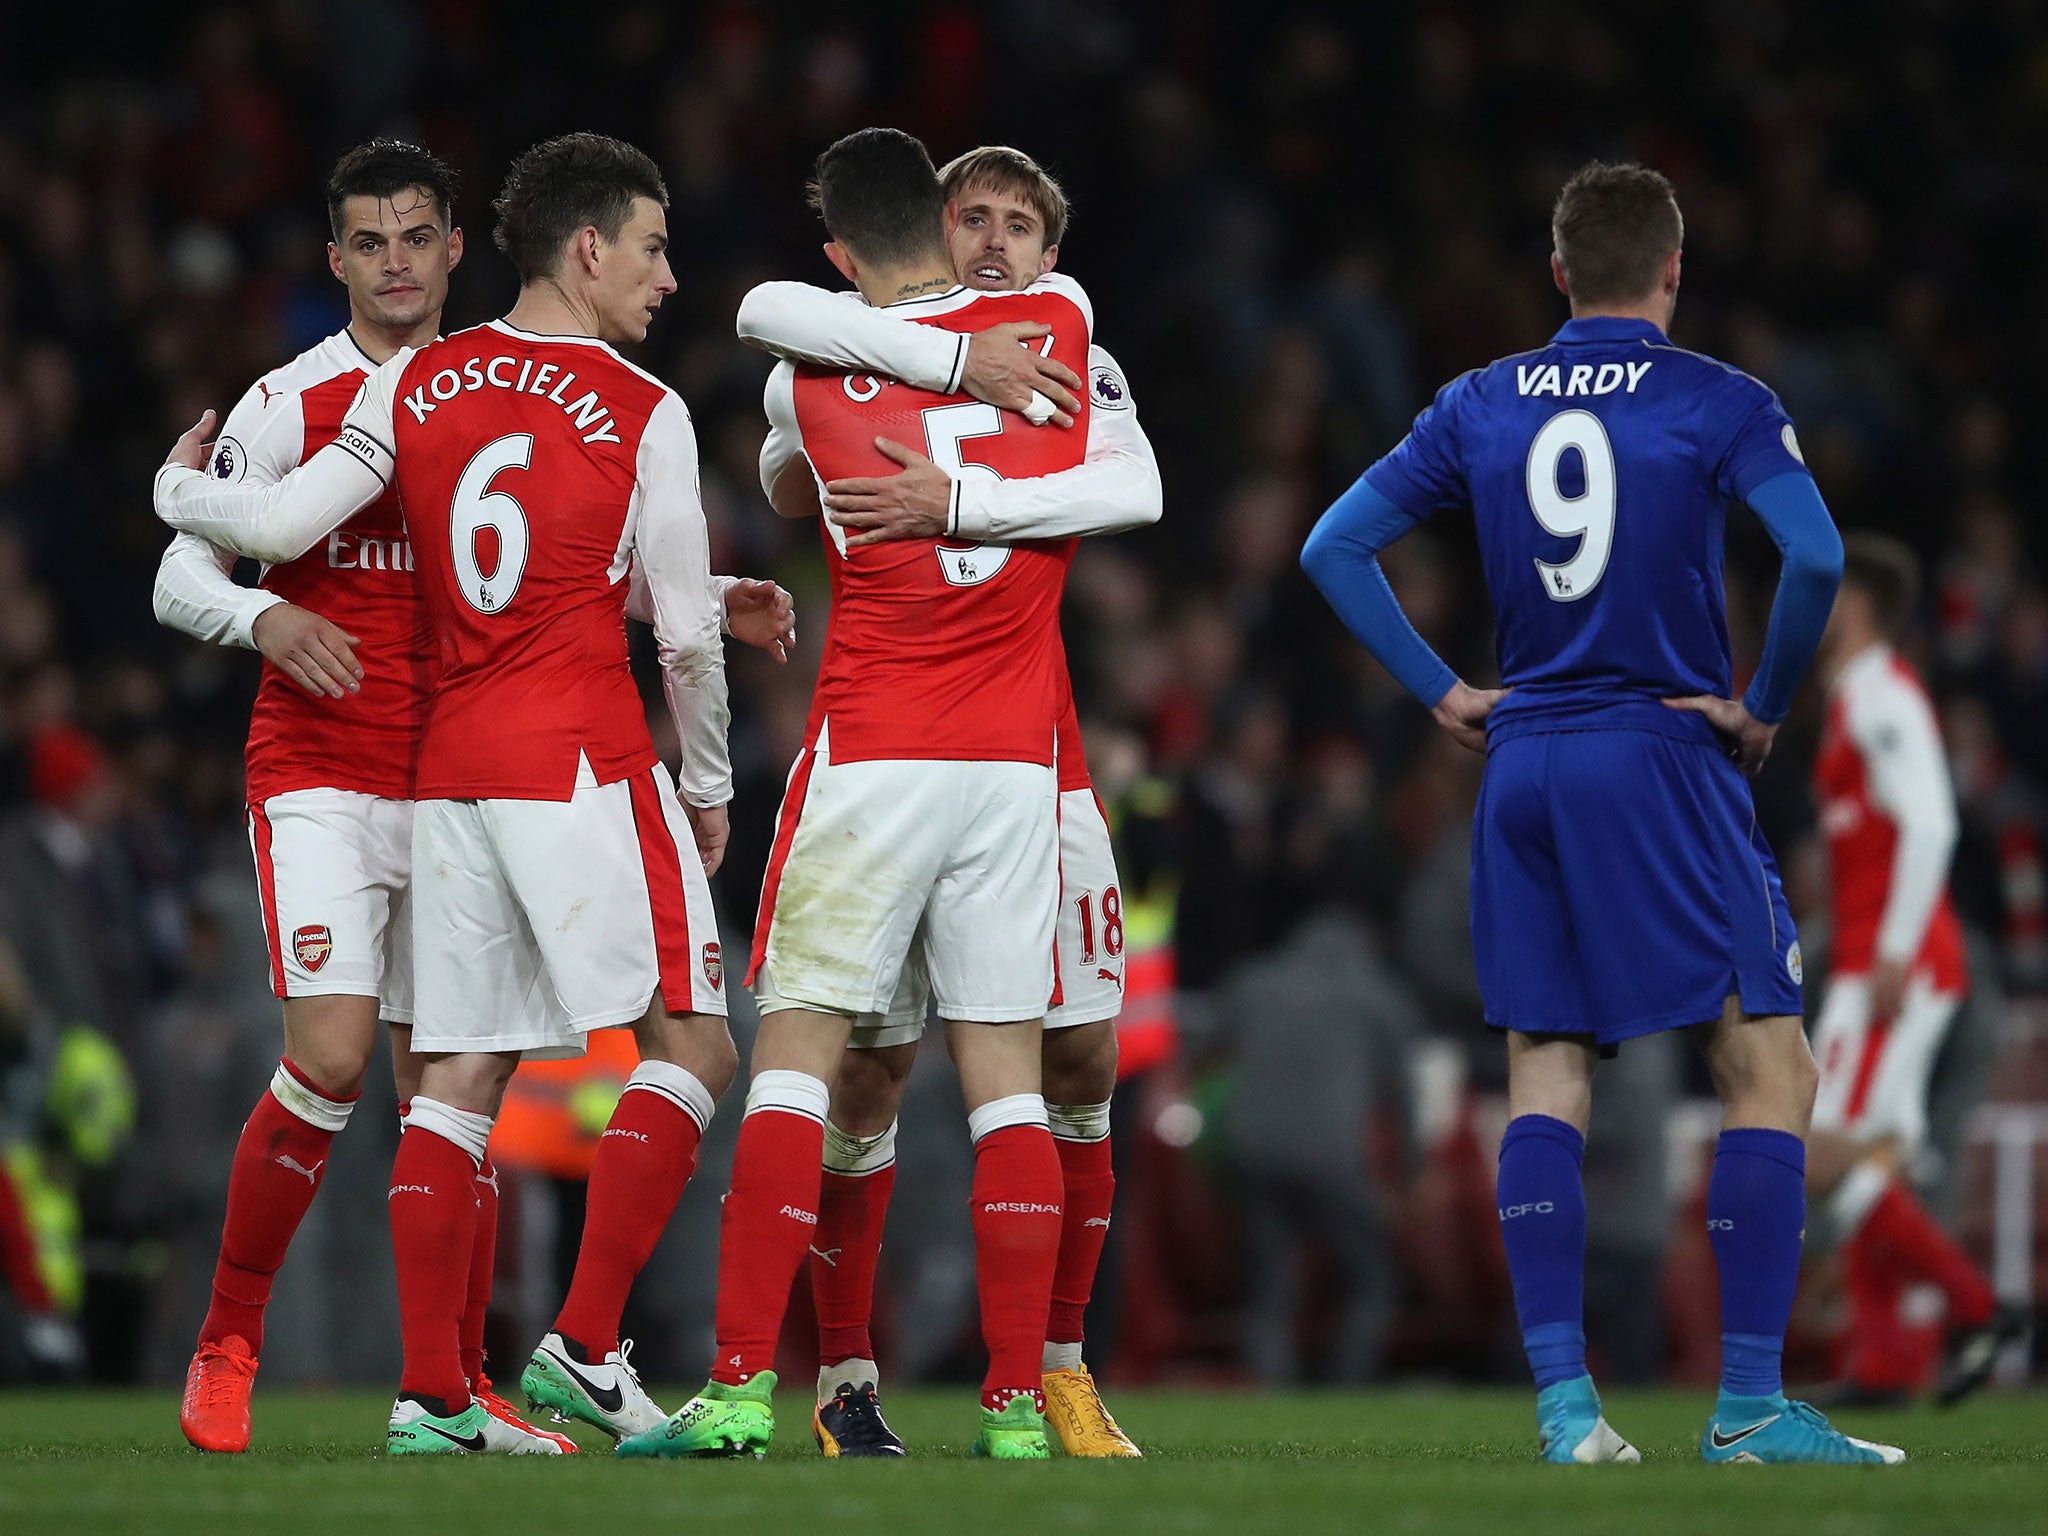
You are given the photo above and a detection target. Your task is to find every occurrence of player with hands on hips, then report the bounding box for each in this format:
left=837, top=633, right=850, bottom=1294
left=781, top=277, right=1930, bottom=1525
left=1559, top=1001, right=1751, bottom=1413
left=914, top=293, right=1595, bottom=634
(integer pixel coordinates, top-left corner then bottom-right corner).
left=1303, top=162, right=1905, bottom=1468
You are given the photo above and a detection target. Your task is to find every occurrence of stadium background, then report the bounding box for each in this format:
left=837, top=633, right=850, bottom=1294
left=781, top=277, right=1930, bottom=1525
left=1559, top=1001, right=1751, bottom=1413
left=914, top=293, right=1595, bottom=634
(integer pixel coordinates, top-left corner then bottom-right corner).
left=0, top=0, right=2042, bottom=1399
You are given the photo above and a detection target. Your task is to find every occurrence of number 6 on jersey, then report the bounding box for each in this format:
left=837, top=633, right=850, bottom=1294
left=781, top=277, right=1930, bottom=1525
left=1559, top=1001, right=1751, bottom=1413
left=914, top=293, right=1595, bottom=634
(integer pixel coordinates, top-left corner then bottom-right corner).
left=451, top=432, right=534, bottom=613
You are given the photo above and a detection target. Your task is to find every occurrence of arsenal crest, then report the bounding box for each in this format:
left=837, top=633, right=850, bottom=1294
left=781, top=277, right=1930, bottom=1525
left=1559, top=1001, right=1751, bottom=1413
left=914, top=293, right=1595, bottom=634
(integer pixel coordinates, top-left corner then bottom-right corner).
left=293, top=924, right=333, bottom=972
left=702, top=941, right=723, bottom=991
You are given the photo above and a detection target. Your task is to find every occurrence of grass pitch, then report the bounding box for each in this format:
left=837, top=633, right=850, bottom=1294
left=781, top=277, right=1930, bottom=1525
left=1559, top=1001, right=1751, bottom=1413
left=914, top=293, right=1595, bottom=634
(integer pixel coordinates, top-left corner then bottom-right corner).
left=2, top=1385, right=2045, bottom=1535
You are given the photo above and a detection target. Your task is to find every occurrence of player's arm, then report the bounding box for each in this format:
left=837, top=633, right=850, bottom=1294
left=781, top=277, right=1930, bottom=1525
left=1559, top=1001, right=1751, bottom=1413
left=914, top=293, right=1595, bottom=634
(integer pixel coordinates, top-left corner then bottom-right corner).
left=736, top=279, right=1079, bottom=425
left=1302, top=381, right=1499, bottom=750
left=634, top=393, right=735, bottom=872
left=153, top=356, right=408, bottom=565
left=627, top=566, right=794, bottom=664
left=1855, top=674, right=1962, bottom=993
left=152, top=533, right=280, bottom=648
left=1665, top=383, right=1845, bottom=771
left=756, top=361, right=821, bottom=521
left=825, top=343, right=1162, bottom=548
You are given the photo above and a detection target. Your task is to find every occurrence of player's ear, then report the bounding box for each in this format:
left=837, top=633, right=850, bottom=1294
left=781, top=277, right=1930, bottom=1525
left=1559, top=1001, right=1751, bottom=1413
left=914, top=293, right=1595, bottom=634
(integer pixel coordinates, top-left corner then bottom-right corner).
left=328, top=243, right=345, bottom=284
left=1664, top=248, right=1681, bottom=294
left=1550, top=251, right=1570, bottom=298
left=1038, top=243, right=1059, bottom=278
left=446, top=226, right=464, bottom=271
left=577, top=225, right=603, bottom=277
left=823, top=241, right=859, bottom=286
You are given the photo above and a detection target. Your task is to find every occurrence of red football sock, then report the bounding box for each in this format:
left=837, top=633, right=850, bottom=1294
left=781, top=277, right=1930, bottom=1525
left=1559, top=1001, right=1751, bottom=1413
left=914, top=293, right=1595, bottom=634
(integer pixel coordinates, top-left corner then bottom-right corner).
left=458, top=1156, right=498, bottom=1384
left=710, top=1084, right=828, bottom=1386
left=553, top=1083, right=705, bottom=1358
left=972, top=1123, right=1063, bottom=1411
left=389, top=1123, right=481, bottom=1409
left=813, top=1164, right=896, bottom=1367
left=200, top=1061, right=355, bottom=1353
left=1048, top=1133, right=1114, bottom=1348
left=1859, top=1182, right=1996, bottom=1329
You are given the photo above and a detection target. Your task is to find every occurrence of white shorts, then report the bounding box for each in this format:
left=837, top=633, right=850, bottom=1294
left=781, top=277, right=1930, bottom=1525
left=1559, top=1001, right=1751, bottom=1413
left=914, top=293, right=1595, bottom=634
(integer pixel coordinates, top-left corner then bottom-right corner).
left=248, top=789, right=414, bottom=1021
left=411, top=763, right=726, bottom=1059
left=749, top=728, right=1059, bottom=1025
left=845, top=787, right=1127, bottom=1048
left=1810, top=972, right=1962, bottom=1146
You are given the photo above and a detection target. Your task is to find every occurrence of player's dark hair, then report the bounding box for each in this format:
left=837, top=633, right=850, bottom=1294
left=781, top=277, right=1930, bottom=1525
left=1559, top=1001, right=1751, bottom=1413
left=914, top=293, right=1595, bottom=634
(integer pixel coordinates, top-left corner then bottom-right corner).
left=1840, top=532, right=1922, bottom=635
left=1551, top=161, right=1684, bottom=306
left=326, top=139, right=458, bottom=242
left=938, top=145, right=1070, bottom=248
left=492, top=133, right=668, bottom=285
left=807, top=127, right=949, bottom=269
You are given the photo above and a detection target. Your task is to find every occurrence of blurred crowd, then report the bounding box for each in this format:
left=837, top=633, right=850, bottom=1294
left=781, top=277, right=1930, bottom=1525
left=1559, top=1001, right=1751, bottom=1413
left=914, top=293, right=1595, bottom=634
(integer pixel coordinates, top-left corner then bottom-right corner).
left=1, top=2, right=2044, bottom=1388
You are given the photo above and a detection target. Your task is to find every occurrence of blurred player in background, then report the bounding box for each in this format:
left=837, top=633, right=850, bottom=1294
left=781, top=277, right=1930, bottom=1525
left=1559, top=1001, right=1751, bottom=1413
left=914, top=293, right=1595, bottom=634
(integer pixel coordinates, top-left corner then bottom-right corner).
left=732, top=143, right=1158, bottom=1458
left=1808, top=534, right=2028, bottom=1403
left=620, top=127, right=1091, bottom=1463
left=153, top=133, right=785, bottom=1455
left=151, top=140, right=579, bottom=1454
left=1302, top=163, right=1907, bottom=1466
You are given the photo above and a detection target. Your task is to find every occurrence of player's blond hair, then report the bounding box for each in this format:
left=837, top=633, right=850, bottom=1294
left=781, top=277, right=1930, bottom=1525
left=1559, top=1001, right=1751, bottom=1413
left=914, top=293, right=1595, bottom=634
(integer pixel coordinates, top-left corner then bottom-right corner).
left=938, top=146, right=1069, bottom=249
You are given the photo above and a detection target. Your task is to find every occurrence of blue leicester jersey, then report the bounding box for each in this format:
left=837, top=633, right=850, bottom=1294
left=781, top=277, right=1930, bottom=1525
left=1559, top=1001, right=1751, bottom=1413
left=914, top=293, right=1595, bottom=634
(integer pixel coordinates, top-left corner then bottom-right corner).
left=1363, top=316, right=1811, bottom=745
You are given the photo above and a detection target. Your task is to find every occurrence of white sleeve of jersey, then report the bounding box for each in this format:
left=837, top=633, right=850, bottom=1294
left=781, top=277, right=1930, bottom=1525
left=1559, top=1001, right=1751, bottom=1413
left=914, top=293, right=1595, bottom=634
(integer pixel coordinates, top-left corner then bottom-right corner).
left=1849, top=666, right=1961, bottom=966
left=951, top=342, right=1162, bottom=542
left=757, top=360, right=823, bottom=519
left=626, top=561, right=737, bottom=636
left=736, top=281, right=967, bottom=394
left=153, top=352, right=405, bottom=565
left=150, top=376, right=310, bottom=646
left=633, top=391, right=732, bottom=809
left=151, top=534, right=282, bottom=649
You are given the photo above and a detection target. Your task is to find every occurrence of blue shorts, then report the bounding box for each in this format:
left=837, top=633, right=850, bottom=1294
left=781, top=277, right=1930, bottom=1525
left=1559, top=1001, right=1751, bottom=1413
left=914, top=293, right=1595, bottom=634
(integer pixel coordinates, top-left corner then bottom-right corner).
left=1470, top=730, right=1803, bottom=1046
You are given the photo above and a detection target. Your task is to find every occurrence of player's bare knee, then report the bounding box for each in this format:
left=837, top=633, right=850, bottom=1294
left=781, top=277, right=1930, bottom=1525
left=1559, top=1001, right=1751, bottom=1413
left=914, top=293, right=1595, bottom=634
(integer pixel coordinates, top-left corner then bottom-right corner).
left=1042, top=1019, right=1118, bottom=1105
left=634, top=1008, right=739, bottom=1099
left=829, top=1044, right=911, bottom=1136
left=417, top=1050, right=520, bottom=1117
left=280, top=994, right=381, bottom=1098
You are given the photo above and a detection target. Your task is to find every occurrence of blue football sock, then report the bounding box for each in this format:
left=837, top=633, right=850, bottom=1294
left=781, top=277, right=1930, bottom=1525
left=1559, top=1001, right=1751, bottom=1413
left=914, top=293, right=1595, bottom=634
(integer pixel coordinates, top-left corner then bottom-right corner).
left=1497, top=1114, right=1588, bottom=1391
left=1706, top=1126, right=1807, bottom=1399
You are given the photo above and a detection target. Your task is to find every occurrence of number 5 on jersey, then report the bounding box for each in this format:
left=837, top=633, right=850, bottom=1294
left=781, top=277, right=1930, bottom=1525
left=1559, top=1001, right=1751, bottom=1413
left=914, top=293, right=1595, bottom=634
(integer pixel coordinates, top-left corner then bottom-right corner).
left=452, top=432, right=534, bottom=612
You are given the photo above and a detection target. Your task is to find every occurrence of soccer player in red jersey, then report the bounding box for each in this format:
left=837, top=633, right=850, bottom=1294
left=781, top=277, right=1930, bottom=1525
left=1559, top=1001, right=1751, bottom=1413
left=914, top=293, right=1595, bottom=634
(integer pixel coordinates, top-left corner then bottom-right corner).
left=619, top=128, right=1091, bottom=1462
left=155, top=140, right=571, bottom=1454
left=734, top=145, right=1158, bottom=1457
left=153, top=134, right=777, bottom=1455
left=1808, top=534, right=2026, bottom=1403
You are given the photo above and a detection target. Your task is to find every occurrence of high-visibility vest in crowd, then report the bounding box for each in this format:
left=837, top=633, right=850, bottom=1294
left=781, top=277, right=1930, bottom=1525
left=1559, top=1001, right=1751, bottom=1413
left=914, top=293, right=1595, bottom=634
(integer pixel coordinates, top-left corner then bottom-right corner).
left=3, top=1145, right=82, bottom=1315
left=1115, top=888, right=1179, bottom=1080
left=490, top=1030, right=641, bottom=1181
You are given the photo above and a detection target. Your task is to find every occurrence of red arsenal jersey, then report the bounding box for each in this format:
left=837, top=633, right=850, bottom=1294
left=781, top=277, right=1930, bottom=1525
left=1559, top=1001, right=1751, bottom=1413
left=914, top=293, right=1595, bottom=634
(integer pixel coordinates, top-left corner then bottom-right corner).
left=764, top=282, right=1093, bottom=765
left=1814, top=644, right=1966, bottom=990
left=342, top=320, right=729, bottom=803
left=204, top=329, right=430, bottom=802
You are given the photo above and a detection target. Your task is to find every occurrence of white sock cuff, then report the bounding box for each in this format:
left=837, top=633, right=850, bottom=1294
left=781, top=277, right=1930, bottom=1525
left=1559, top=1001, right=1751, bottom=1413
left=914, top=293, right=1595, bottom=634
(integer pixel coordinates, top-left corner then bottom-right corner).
left=624, top=1060, right=717, bottom=1133
left=1047, top=1099, right=1113, bottom=1143
left=968, top=1093, right=1048, bottom=1144
left=1830, top=1159, right=1894, bottom=1235
left=745, top=1069, right=831, bottom=1124
left=269, top=1062, right=355, bottom=1134
left=823, top=1119, right=898, bottom=1175
left=406, top=1095, right=492, bottom=1165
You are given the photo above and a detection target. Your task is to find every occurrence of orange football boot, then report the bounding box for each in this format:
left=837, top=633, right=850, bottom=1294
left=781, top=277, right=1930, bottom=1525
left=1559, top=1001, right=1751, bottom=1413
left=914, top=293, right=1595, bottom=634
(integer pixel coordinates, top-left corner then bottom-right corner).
left=180, top=1336, right=258, bottom=1452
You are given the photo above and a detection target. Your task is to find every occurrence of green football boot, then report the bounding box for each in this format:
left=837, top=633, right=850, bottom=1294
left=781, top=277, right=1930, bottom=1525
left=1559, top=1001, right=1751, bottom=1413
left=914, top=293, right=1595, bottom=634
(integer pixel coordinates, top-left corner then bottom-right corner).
left=970, top=1394, right=1051, bottom=1460
left=615, top=1372, right=776, bottom=1459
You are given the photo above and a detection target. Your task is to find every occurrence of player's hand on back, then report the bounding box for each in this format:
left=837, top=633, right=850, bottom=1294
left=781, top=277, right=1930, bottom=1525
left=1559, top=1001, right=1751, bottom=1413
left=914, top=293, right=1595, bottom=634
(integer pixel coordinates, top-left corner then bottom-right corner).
left=824, top=438, right=952, bottom=547
left=252, top=603, right=363, bottom=700
left=961, top=322, right=1082, bottom=428
left=683, top=800, right=729, bottom=877
left=723, top=578, right=796, bottom=663
left=165, top=410, right=218, bottom=472
left=1433, top=680, right=1506, bottom=753
left=1663, top=693, right=1778, bottom=777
